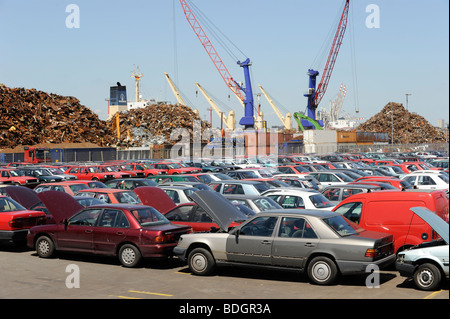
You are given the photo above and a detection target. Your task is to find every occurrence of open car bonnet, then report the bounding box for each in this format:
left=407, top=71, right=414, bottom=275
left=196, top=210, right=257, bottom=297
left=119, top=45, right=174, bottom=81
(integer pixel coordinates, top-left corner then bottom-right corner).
left=3, top=185, right=41, bottom=209
left=189, top=190, right=248, bottom=231
left=37, top=190, right=84, bottom=223
left=410, top=207, right=449, bottom=244
left=133, top=186, right=177, bottom=213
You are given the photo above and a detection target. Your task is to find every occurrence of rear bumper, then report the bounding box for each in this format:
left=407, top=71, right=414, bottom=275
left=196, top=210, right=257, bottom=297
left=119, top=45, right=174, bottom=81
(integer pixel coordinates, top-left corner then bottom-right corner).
left=336, top=254, right=396, bottom=275
left=0, top=229, right=29, bottom=242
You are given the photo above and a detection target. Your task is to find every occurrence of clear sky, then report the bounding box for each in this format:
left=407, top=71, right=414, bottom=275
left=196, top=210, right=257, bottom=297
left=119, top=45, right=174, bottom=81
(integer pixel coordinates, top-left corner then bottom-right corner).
left=1, top=0, right=448, bottom=129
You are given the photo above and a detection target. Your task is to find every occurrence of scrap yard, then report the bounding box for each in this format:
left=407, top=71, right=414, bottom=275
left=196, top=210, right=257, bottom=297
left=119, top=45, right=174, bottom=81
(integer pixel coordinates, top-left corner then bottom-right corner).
left=0, top=0, right=448, bottom=309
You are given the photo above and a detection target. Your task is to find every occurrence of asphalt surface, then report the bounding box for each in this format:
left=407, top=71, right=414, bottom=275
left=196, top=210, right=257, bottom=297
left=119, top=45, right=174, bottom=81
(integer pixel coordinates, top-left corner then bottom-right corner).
left=1, top=242, right=447, bottom=303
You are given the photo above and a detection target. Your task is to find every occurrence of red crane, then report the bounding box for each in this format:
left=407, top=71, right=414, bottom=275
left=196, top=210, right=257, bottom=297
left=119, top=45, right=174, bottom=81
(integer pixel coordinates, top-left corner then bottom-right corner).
left=179, top=0, right=245, bottom=103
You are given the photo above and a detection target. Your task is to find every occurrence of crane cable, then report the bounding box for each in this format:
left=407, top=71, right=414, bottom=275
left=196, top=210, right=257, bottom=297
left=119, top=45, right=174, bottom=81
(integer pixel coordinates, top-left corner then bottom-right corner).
left=349, top=1, right=360, bottom=113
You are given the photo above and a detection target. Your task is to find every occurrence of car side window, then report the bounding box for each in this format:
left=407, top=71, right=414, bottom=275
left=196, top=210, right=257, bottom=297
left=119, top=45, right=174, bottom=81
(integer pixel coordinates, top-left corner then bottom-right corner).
left=418, top=176, right=436, bottom=185
left=97, top=193, right=111, bottom=203
left=69, top=209, right=102, bottom=226
left=240, top=216, right=277, bottom=237
left=277, top=217, right=317, bottom=239
left=334, top=202, right=363, bottom=224
left=165, top=206, right=192, bottom=221
left=281, top=195, right=305, bottom=209
left=98, top=209, right=130, bottom=228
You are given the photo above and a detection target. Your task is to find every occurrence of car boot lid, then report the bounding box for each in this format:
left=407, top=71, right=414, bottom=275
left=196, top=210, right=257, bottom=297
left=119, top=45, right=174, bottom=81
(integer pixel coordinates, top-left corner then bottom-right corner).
left=37, top=190, right=84, bottom=222
left=2, top=185, right=41, bottom=209
left=410, top=206, right=449, bottom=244
left=189, top=190, right=248, bottom=231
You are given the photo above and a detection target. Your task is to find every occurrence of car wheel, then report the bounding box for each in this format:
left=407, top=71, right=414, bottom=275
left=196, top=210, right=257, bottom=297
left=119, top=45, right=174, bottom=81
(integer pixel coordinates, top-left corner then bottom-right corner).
left=36, top=236, right=55, bottom=258
left=413, top=263, right=442, bottom=291
left=118, top=244, right=142, bottom=268
left=188, top=248, right=216, bottom=276
left=307, top=256, right=338, bottom=285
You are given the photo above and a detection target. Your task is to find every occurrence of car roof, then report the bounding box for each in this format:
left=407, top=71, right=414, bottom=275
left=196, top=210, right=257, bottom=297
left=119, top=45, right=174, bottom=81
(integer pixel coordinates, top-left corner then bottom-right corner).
left=257, top=208, right=339, bottom=219
left=77, top=188, right=130, bottom=193
left=210, top=180, right=265, bottom=185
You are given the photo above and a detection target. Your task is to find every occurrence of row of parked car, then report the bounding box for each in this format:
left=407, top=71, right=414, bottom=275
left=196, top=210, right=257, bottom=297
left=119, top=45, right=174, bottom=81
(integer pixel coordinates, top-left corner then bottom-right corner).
left=0, top=152, right=448, bottom=291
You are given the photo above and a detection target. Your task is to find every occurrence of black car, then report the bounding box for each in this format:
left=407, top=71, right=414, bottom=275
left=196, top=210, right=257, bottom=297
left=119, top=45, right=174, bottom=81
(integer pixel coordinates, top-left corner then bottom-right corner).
left=18, top=167, right=63, bottom=183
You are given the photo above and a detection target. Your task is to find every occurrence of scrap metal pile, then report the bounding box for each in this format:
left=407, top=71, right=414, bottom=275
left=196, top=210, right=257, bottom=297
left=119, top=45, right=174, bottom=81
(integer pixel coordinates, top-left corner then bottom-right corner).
left=109, top=104, right=211, bottom=147
left=0, top=85, right=210, bottom=150
left=356, top=102, right=447, bottom=144
left=0, top=85, right=115, bottom=149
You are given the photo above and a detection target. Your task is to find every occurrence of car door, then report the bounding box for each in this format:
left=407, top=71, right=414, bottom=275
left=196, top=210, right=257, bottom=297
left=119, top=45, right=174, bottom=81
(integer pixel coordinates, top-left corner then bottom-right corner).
left=56, top=208, right=102, bottom=252
left=226, top=216, right=278, bottom=265
left=94, top=209, right=130, bottom=255
left=271, top=217, right=319, bottom=268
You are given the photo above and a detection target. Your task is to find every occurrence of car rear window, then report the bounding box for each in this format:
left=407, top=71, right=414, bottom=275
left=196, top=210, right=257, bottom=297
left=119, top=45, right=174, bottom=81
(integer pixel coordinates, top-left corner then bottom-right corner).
left=323, top=215, right=360, bottom=237
left=130, top=207, right=170, bottom=226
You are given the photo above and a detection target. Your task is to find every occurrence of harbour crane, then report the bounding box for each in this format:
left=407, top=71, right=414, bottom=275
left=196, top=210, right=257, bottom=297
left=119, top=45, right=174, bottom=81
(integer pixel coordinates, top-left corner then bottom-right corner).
left=179, top=0, right=255, bottom=129
left=164, top=72, right=199, bottom=116
left=330, top=84, right=347, bottom=122
left=295, top=0, right=350, bottom=130
left=258, top=85, right=292, bottom=130
left=195, top=82, right=236, bottom=130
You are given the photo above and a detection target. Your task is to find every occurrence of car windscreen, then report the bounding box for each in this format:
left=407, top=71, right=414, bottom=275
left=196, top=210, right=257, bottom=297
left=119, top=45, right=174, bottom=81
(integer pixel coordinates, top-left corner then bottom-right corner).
left=253, top=198, right=282, bottom=211
left=130, top=207, right=170, bottom=226
left=309, top=194, right=335, bottom=208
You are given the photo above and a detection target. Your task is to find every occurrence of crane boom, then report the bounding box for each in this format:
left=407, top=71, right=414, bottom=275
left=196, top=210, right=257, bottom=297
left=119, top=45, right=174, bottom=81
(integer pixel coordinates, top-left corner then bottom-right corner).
left=179, top=0, right=245, bottom=102
left=303, top=0, right=350, bottom=130
left=164, top=72, right=186, bottom=105
left=195, top=82, right=236, bottom=129
left=258, top=85, right=292, bottom=130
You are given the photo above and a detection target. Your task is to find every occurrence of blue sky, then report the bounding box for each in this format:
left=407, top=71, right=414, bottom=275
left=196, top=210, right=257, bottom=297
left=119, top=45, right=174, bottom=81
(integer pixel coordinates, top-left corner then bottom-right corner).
left=1, top=0, right=448, bottom=129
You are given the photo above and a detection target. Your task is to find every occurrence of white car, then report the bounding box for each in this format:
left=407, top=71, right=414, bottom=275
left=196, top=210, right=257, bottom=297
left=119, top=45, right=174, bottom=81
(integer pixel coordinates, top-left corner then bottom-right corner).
left=261, top=188, right=336, bottom=210
left=307, top=171, right=354, bottom=188
left=402, top=172, right=449, bottom=192
left=158, top=185, right=200, bottom=204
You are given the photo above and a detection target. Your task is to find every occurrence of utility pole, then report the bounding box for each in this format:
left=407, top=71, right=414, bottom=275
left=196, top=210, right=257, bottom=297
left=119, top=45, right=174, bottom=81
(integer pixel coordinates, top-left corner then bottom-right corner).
left=405, top=93, right=412, bottom=144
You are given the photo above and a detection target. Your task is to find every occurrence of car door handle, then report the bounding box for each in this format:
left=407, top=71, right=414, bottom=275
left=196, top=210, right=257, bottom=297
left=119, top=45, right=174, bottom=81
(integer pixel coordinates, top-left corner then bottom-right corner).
left=116, top=231, right=124, bottom=235
left=260, top=240, right=271, bottom=245
left=304, top=243, right=315, bottom=247
left=85, top=229, right=92, bottom=233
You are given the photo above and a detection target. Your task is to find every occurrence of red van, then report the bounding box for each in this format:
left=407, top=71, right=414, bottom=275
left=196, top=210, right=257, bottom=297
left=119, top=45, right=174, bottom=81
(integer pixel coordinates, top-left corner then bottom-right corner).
left=333, top=189, right=449, bottom=253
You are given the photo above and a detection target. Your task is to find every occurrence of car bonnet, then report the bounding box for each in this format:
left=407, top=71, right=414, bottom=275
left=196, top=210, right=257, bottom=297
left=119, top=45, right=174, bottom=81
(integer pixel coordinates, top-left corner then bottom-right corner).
left=37, top=190, right=84, bottom=222
left=190, top=190, right=248, bottom=231
left=133, top=186, right=177, bottom=213
left=3, top=185, right=41, bottom=209
left=410, top=207, right=449, bottom=244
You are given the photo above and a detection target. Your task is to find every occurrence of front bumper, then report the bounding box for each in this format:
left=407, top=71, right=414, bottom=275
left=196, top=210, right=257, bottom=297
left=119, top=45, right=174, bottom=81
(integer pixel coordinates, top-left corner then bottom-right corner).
left=173, top=246, right=188, bottom=262
left=395, top=261, right=416, bottom=277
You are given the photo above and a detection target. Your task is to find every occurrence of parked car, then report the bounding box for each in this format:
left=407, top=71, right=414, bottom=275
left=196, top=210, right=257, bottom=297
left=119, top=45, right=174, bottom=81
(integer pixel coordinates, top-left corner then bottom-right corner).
left=35, top=165, right=78, bottom=181
left=396, top=207, right=449, bottom=291
left=333, top=189, right=449, bottom=253
left=209, top=180, right=270, bottom=196
left=18, top=167, right=63, bottom=183
left=185, top=173, right=233, bottom=184
left=123, top=163, right=165, bottom=177
left=158, top=185, right=200, bottom=204
left=159, top=182, right=214, bottom=192
left=321, top=184, right=383, bottom=205
left=64, top=166, right=115, bottom=182
left=34, top=181, right=90, bottom=195
left=276, top=165, right=309, bottom=175
left=0, top=194, right=46, bottom=245
left=226, top=169, right=262, bottom=180
left=402, top=172, right=449, bottom=193
left=104, top=178, right=158, bottom=190
left=27, top=191, right=192, bottom=267
left=262, top=188, right=335, bottom=210
left=223, top=194, right=282, bottom=213
left=75, top=188, right=142, bottom=205
left=0, top=168, right=40, bottom=188
left=151, top=162, right=201, bottom=175
left=307, top=171, right=354, bottom=188
left=187, top=162, right=225, bottom=173
left=147, top=174, right=200, bottom=184
left=174, top=191, right=396, bottom=285
left=164, top=192, right=250, bottom=232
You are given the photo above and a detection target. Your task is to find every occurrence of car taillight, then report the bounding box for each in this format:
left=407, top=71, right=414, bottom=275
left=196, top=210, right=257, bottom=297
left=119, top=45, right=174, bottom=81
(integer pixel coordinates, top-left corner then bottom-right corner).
left=155, top=233, right=175, bottom=243
left=9, top=218, right=23, bottom=228
left=365, top=248, right=379, bottom=258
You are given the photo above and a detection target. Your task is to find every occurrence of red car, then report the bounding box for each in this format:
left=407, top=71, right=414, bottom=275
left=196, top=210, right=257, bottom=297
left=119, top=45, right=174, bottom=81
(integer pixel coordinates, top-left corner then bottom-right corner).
left=75, top=188, right=143, bottom=205
left=0, top=194, right=46, bottom=245
left=151, top=162, right=201, bottom=175
left=0, top=168, right=39, bottom=188
left=64, top=166, right=115, bottom=182
left=123, top=163, right=165, bottom=177
left=26, top=191, right=192, bottom=267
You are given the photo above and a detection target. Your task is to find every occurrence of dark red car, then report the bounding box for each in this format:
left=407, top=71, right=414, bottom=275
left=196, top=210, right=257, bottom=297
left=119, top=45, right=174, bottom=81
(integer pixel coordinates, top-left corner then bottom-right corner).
left=26, top=191, right=192, bottom=267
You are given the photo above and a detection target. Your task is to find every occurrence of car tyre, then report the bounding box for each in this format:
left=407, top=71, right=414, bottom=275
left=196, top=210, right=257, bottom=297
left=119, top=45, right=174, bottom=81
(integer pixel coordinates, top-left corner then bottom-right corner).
left=188, top=248, right=216, bottom=276
left=413, top=263, right=442, bottom=291
left=307, top=256, right=338, bottom=285
left=118, top=244, right=142, bottom=268
left=36, top=236, right=55, bottom=258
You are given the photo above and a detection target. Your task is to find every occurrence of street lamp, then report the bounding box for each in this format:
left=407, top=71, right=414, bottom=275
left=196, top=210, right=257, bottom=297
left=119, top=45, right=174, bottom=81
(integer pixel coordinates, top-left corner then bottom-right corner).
left=405, top=93, right=412, bottom=144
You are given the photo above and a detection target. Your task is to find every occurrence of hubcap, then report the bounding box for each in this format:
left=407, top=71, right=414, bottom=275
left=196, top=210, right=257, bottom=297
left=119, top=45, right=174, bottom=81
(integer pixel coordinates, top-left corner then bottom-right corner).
left=418, top=270, right=434, bottom=287
left=191, top=253, right=207, bottom=272
left=312, top=262, right=331, bottom=282
left=121, top=248, right=136, bottom=265
left=38, top=240, right=50, bottom=255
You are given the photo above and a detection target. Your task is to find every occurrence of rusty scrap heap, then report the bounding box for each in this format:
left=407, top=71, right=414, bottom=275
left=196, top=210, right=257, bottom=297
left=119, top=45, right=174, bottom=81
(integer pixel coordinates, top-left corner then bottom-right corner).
left=0, top=86, right=115, bottom=148
left=108, top=104, right=211, bottom=147
left=356, top=102, right=447, bottom=144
